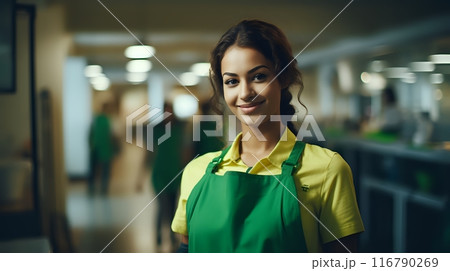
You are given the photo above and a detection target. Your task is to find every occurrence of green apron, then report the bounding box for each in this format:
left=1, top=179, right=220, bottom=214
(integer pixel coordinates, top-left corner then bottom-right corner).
left=186, top=141, right=308, bottom=252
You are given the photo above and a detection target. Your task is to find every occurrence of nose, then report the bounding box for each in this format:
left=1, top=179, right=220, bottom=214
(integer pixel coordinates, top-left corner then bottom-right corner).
left=239, top=80, right=257, bottom=102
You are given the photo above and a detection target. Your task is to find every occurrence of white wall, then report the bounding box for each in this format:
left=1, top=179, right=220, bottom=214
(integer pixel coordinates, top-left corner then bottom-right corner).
left=148, top=73, right=166, bottom=110
left=63, top=57, right=91, bottom=177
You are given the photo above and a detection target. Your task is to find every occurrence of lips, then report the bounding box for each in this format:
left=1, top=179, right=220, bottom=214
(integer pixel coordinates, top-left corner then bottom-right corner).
left=237, top=100, right=265, bottom=114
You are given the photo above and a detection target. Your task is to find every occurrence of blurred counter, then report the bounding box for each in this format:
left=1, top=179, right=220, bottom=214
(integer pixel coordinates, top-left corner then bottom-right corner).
left=325, top=135, right=450, bottom=253
left=332, top=137, right=450, bottom=165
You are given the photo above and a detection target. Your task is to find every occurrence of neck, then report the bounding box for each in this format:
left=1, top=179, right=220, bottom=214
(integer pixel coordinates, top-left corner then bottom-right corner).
left=239, top=120, right=286, bottom=159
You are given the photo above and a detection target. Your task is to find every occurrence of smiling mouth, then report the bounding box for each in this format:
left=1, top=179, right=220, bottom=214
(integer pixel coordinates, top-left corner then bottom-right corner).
left=237, top=100, right=265, bottom=113
left=237, top=100, right=265, bottom=108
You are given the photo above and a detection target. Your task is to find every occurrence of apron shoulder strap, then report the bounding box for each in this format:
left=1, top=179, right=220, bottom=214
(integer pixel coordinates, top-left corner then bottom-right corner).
left=205, top=144, right=232, bottom=174
left=281, top=141, right=306, bottom=176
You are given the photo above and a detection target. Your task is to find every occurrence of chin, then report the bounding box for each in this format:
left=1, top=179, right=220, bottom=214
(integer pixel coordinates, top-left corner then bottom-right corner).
left=238, top=114, right=269, bottom=127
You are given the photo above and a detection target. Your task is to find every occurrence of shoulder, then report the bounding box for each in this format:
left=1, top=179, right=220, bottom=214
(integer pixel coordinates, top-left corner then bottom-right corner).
left=302, top=143, right=343, bottom=166
left=185, top=150, right=222, bottom=174
left=300, top=143, right=351, bottom=177
left=172, top=150, right=223, bottom=235
left=180, top=150, right=222, bottom=193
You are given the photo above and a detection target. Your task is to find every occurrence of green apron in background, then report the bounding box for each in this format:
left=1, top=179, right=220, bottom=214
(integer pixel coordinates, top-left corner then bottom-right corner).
left=186, top=141, right=308, bottom=252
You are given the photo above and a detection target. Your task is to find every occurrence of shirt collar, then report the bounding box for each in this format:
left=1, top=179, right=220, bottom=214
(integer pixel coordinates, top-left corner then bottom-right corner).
left=222, top=128, right=297, bottom=169
left=222, top=133, right=242, bottom=163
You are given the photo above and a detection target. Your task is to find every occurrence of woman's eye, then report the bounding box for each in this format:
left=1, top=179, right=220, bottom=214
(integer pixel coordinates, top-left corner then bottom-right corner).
left=224, top=79, right=238, bottom=86
left=254, top=73, right=267, bottom=81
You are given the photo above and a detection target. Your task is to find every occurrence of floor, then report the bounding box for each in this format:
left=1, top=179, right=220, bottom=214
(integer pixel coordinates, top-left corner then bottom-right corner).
left=66, top=141, right=179, bottom=253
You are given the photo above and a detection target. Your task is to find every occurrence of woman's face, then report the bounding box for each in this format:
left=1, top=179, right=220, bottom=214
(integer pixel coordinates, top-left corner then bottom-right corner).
left=221, top=45, right=281, bottom=126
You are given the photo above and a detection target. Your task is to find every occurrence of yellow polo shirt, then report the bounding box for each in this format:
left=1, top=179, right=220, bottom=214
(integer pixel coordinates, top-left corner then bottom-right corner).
left=171, top=129, right=364, bottom=252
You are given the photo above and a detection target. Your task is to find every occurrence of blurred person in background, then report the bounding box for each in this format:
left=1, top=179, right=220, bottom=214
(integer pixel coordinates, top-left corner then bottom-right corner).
left=171, top=20, right=364, bottom=253
left=151, top=103, right=186, bottom=252
left=88, top=102, right=116, bottom=195
left=380, top=86, right=402, bottom=135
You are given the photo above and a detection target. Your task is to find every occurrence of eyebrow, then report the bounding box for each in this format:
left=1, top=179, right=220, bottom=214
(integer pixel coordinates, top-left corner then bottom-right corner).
left=222, top=65, right=270, bottom=77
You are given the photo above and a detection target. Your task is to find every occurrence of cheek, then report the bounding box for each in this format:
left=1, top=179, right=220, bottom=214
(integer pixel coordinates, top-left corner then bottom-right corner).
left=223, top=89, right=235, bottom=107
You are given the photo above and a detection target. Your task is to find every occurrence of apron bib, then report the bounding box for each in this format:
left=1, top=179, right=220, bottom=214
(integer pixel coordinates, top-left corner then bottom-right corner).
left=186, top=141, right=308, bottom=252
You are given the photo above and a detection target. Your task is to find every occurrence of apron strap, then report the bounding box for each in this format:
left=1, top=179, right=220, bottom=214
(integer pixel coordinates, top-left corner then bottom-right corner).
left=281, top=141, right=306, bottom=176
left=206, top=144, right=232, bottom=174
left=206, top=140, right=306, bottom=175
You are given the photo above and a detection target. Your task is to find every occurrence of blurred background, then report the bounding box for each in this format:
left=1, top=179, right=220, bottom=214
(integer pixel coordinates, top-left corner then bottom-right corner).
left=0, top=0, right=449, bottom=252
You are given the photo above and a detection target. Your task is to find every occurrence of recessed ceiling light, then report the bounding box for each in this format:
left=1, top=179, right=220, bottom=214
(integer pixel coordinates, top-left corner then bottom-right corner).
left=173, top=94, right=199, bottom=119
left=126, top=60, right=152, bottom=73
left=429, top=54, right=450, bottom=64
left=90, top=76, right=110, bottom=91
left=124, top=45, right=155, bottom=59
left=84, top=65, right=103, bottom=77
left=409, top=61, right=435, bottom=72
left=190, top=63, right=210, bottom=77
left=126, top=72, right=148, bottom=83
left=362, top=72, right=386, bottom=94
left=180, top=72, right=200, bottom=86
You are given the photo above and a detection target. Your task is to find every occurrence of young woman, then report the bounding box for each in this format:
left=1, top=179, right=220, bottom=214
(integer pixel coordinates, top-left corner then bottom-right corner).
left=171, top=20, right=364, bottom=253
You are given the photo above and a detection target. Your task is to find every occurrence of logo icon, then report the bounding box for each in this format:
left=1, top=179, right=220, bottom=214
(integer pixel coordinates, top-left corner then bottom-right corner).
left=126, top=104, right=172, bottom=151
left=301, top=184, right=310, bottom=192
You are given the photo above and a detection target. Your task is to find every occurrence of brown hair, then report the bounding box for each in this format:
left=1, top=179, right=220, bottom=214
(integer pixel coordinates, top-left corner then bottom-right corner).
left=209, top=19, right=305, bottom=133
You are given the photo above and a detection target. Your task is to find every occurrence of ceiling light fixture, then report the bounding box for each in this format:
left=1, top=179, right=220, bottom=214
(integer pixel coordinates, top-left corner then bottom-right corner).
left=190, top=63, right=210, bottom=77
left=90, top=76, right=110, bottom=91
left=126, top=60, right=152, bottom=73
left=409, top=61, right=435, bottom=72
left=429, top=54, right=450, bottom=64
left=124, top=45, right=155, bottom=59
left=362, top=72, right=386, bottom=94
left=84, top=65, right=103, bottom=77
left=180, top=72, right=200, bottom=86
left=173, top=94, right=199, bottom=119
left=126, top=72, right=148, bottom=83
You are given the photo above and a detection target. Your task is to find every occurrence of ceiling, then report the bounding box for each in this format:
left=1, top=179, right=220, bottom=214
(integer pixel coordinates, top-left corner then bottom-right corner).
left=34, top=0, right=450, bottom=82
